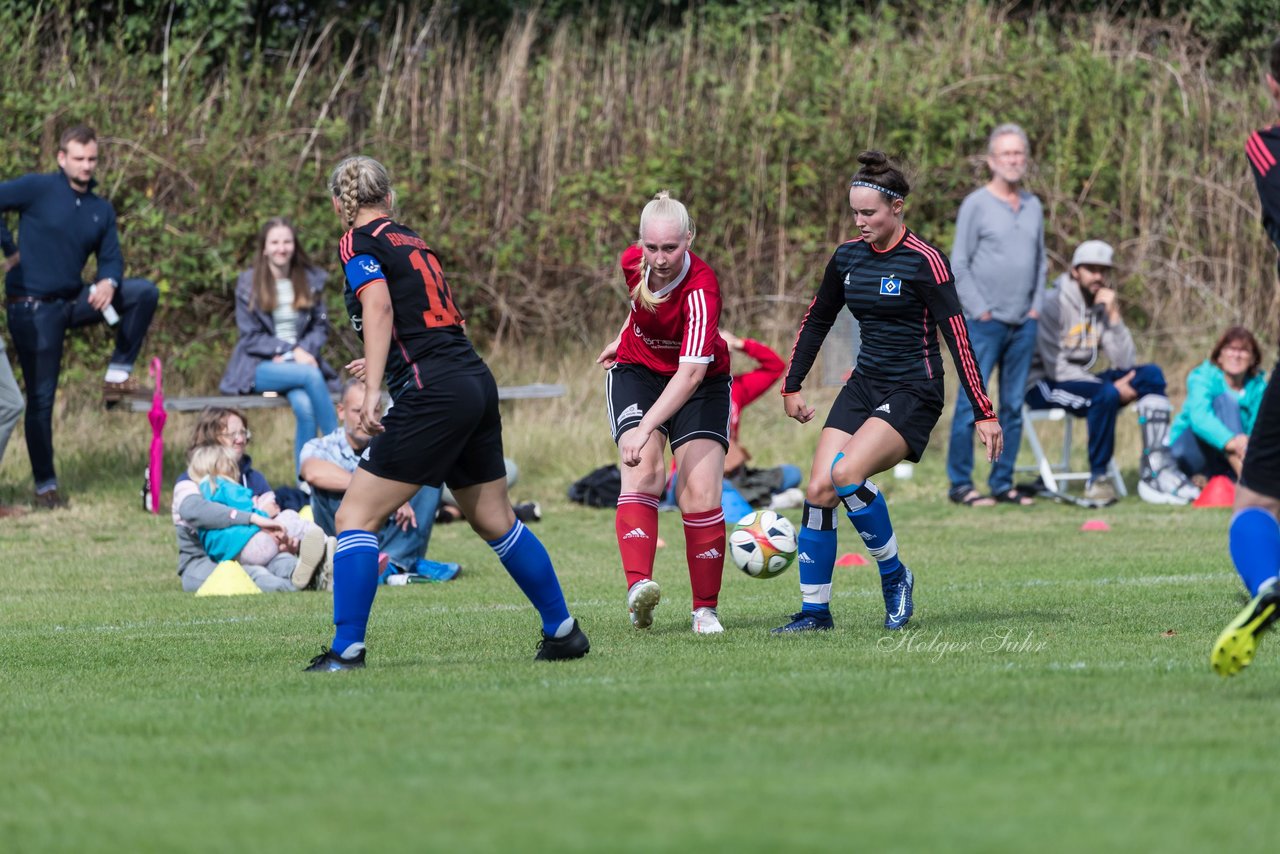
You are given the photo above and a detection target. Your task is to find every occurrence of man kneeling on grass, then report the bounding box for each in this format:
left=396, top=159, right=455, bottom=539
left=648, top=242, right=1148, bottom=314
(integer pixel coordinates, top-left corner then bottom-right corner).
left=300, top=379, right=461, bottom=584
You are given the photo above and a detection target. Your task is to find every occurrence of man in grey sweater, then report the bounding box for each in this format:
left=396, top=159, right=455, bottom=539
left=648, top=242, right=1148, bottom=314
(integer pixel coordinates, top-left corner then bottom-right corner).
left=1026, top=240, right=1198, bottom=505
left=946, top=124, right=1047, bottom=506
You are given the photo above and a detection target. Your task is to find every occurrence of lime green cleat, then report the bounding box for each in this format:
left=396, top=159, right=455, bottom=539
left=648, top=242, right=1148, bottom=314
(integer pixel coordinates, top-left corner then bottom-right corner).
left=1211, top=582, right=1280, bottom=677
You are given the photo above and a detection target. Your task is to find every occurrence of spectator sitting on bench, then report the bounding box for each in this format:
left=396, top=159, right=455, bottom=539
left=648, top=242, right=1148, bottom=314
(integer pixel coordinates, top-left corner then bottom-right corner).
left=1025, top=239, right=1198, bottom=505
left=220, top=217, right=339, bottom=479
left=1168, top=325, right=1268, bottom=483
left=172, top=406, right=321, bottom=592
left=300, top=379, right=460, bottom=583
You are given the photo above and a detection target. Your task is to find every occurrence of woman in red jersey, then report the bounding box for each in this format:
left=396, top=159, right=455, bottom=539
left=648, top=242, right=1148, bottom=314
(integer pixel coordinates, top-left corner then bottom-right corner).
left=774, top=151, right=1001, bottom=635
left=597, top=191, right=732, bottom=634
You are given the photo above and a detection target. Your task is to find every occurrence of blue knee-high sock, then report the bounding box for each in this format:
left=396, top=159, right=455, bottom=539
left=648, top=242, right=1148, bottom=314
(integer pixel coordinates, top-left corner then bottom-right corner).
left=1229, top=507, right=1280, bottom=596
left=797, top=502, right=839, bottom=615
left=331, top=530, right=380, bottom=656
left=488, top=520, right=573, bottom=636
left=831, top=455, right=903, bottom=590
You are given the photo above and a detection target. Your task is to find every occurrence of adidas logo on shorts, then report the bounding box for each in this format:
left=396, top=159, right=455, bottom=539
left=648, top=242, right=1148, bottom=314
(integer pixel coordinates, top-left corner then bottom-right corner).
left=623, top=528, right=649, bottom=540
left=876, top=403, right=891, bottom=413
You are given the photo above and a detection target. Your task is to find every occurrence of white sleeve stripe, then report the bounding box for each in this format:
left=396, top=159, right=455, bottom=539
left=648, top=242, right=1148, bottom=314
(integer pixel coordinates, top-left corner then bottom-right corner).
left=684, top=289, right=707, bottom=359
left=678, top=355, right=713, bottom=364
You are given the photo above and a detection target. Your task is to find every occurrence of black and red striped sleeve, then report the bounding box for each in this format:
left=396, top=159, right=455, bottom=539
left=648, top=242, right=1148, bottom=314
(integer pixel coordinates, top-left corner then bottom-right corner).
left=783, top=251, right=847, bottom=394
left=904, top=235, right=996, bottom=422
left=1247, top=126, right=1280, bottom=260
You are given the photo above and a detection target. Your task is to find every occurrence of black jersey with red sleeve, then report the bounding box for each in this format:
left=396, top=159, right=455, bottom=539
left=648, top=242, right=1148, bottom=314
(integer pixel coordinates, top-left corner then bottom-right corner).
left=338, top=217, right=486, bottom=396
left=784, top=228, right=995, bottom=421
left=615, top=244, right=730, bottom=378
left=1247, top=125, right=1280, bottom=266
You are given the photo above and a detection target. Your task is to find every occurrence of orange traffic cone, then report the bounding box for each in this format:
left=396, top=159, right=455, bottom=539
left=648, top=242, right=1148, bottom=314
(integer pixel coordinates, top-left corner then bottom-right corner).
left=1192, top=475, right=1235, bottom=508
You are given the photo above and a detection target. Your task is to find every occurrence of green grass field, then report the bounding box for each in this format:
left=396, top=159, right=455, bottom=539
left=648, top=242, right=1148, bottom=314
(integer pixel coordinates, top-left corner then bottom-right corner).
left=0, top=428, right=1270, bottom=853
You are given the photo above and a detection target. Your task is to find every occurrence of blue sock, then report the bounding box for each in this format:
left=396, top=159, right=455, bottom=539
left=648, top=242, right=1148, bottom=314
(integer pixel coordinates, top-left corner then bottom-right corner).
left=1229, top=507, right=1280, bottom=596
left=831, top=459, right=903, bottom=589
left=331, top=530, right=380, bottom=656
left=797, top=502, right=838, bottom=615
left=488, top=520, right=572, bottom=636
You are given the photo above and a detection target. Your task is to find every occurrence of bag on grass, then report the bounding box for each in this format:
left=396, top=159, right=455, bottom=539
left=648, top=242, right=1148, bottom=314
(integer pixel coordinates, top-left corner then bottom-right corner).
left=567, top=464, right=622, bottom=508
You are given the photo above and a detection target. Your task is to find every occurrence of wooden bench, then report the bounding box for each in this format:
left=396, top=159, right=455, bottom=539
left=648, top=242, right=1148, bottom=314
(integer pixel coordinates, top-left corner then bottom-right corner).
left=127, top=382, right=567, bottom=412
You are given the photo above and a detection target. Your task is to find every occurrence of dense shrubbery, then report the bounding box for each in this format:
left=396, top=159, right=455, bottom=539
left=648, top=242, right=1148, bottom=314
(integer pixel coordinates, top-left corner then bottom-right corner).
left=0, top=1, right=1277, bottom=389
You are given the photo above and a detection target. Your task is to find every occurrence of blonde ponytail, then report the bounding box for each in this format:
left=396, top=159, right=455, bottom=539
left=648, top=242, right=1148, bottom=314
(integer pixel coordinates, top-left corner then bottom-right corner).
left=328, top=156, right=394, bottom=228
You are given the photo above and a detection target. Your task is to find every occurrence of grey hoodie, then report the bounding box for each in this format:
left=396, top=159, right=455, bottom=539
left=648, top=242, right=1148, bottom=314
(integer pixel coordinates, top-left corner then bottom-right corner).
left=1027, top=272, right=1136, bottom=387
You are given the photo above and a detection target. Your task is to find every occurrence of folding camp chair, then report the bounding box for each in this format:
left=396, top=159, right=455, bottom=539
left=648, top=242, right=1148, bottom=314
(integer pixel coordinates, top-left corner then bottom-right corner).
left=1017, top=406, right=1127, bottom=496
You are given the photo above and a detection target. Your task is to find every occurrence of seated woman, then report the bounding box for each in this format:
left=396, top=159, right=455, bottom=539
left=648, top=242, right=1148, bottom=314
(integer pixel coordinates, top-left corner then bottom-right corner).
left=220, top=217, right=339, bottom=477
left=172, top=406, right=325, bottom=592
left=1169, top=325, right=1268, bottom=481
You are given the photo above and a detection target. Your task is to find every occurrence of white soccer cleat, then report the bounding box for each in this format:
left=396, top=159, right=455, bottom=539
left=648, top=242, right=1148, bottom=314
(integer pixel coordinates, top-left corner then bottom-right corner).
left=627, top=579, right=661, bottom=629
left=692, top=606, right=724, bottom=634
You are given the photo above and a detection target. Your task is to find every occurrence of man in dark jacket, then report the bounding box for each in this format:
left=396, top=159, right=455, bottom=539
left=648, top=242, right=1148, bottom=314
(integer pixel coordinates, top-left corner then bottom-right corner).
left=0, top=125, right=159, bottom=509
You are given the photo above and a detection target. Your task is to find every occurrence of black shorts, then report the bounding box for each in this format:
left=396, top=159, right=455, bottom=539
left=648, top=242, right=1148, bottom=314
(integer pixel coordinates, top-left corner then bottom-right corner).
left=359, top=368, right=508, bottom=489
left=606, top=363, right=731, bottom=452
left=822, top=372, right=945, bottom=464
left=1241, top=364, right=1280, bottom=500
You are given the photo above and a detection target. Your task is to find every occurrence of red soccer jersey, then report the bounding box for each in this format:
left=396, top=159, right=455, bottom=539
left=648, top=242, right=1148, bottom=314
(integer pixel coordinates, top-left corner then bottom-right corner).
left=615, top=244, right=730, bottom=377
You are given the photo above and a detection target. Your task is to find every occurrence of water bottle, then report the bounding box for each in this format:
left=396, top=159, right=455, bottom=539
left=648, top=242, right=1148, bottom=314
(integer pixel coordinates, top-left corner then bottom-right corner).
left=141, top=468, right=152, bottom=512
left=89, top=284, right=120, bottom=325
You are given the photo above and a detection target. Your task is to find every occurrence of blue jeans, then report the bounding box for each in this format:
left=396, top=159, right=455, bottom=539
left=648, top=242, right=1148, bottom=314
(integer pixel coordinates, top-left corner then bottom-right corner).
left=946, top=318, right=1037, bottom=494
left=310, top=483, right=442, bottom=571
left=6, top=278, right=159, bottom=488
left=1171, top=392, right=1244, bottom=480
left=1027, top=364, right=1167, bottom=477
left=254, top=360, right=338, bottom=475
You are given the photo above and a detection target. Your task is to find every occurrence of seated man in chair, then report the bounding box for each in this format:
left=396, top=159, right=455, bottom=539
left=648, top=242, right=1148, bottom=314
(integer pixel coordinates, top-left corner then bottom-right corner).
left=1025, top=239, right=1197, bottom=505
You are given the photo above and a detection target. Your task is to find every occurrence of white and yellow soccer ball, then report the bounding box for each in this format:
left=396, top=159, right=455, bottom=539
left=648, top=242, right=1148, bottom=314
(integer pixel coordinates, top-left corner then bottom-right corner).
left=728, top=510, right=798, bottom=579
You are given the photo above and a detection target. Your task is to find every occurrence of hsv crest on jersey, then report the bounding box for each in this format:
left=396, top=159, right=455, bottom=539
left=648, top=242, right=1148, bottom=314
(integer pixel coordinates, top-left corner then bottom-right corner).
left=359, top=259, right=381, bottom=275
left=880, top=275, right=901, bottom=295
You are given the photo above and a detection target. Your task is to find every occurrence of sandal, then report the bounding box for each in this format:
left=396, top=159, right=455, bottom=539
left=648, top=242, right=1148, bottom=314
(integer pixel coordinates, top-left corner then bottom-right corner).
left=948, top=486, right=995, bottom=507
left=993, top=488, right=1034, bottom=506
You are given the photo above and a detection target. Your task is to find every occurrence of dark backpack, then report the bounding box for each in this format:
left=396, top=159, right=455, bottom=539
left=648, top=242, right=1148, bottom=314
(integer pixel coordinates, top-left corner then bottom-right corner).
left=567, top=464, right=622, bottom=508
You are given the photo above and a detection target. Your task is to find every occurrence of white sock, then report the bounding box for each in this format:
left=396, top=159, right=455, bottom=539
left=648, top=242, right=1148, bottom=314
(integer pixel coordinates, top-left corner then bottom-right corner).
left=336, top=642, right=366, bottom=659
left=553, top=617, right=576, bottom=638
left=104, top=368, right=130, bottom=384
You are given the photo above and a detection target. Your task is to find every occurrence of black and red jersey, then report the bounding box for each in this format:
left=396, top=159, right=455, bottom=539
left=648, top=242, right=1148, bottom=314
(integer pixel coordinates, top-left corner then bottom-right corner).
left=1247, top=125, right=1280, bottom=265
left=784, top=228, right=995, bottom=421
left=339, top=217, right=485, bottom=396
left=615, top=244, right=730, bottom=378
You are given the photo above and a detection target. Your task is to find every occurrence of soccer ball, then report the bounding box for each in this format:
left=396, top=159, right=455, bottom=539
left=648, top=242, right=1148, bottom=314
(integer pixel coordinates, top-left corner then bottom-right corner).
left=728, top=510, right=798, bottom=579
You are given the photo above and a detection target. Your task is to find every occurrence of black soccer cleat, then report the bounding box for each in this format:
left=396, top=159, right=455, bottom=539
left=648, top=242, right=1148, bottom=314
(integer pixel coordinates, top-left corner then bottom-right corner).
left=535, top=620, right=590, bottom=661
left=304, top=647, right=367, bottom=672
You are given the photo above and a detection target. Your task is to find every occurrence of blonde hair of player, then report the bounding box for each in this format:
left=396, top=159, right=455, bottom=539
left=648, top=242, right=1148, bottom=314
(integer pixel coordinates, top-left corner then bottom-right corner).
left=187, top=444, right=240, bottom=485
left=632, top=190, right=695, bottom=313
left=328, top=155, right=395, bottom=229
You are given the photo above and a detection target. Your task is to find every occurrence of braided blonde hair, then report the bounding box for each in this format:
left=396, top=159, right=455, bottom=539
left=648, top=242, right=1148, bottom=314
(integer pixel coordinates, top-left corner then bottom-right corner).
left=632, top=190, right=694, bottom=313
left=328, top=156, right=393, bottom=229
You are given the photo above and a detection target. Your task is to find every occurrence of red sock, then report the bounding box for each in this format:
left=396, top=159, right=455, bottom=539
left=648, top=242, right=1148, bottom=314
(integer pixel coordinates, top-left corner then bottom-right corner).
left=683, top=507, right=725, bottom=609
left=616, top=492, right=660, bottom=590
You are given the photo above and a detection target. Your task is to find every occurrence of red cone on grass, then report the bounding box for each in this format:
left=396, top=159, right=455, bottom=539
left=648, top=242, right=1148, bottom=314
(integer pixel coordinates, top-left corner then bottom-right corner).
left=835, top=553, right=869, bottom=566
left=1080, top=519, right=1111, bottom=532
left=1192, top=475, right=1235, bottom=508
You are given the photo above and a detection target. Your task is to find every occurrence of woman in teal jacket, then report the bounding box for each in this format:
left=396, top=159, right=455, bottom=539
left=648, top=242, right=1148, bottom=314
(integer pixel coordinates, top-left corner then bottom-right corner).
left=1170, top=326, right=1267, bottom=480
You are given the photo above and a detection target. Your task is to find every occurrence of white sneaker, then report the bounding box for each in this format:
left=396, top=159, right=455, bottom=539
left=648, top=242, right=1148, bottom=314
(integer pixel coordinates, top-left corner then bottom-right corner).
left=768, top=487, right=805, bottom=510
left=627, top=579, right=661, bottom=629
left=1138, top=466, right=1197, bottom=506
left=292, top=527, right=327, bottom=589
left=692, top=606, right=724, bottom=634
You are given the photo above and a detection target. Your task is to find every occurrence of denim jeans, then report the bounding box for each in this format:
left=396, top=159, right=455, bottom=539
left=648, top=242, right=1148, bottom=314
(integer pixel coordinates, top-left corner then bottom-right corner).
left=6, top=277, right=159, bottom=487
left=945, top=318, right=1037, bottom=494
left=310, top=483, right=441, bottom=570
left=254, top=360, right=338, bottom=475
left=1170, top=391, right=1244, bottom=479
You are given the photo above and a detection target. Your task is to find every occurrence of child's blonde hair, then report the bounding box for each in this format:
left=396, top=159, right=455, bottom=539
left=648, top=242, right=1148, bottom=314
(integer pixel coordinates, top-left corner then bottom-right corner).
left=632, top=190, right=694, bottom=312
left=187, top=443, right=240, bottom=484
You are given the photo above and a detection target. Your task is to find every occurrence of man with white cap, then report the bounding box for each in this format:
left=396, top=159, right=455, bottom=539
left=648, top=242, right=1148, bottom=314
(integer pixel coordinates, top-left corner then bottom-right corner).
left=1025, top=239, right=1197, bottom=505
